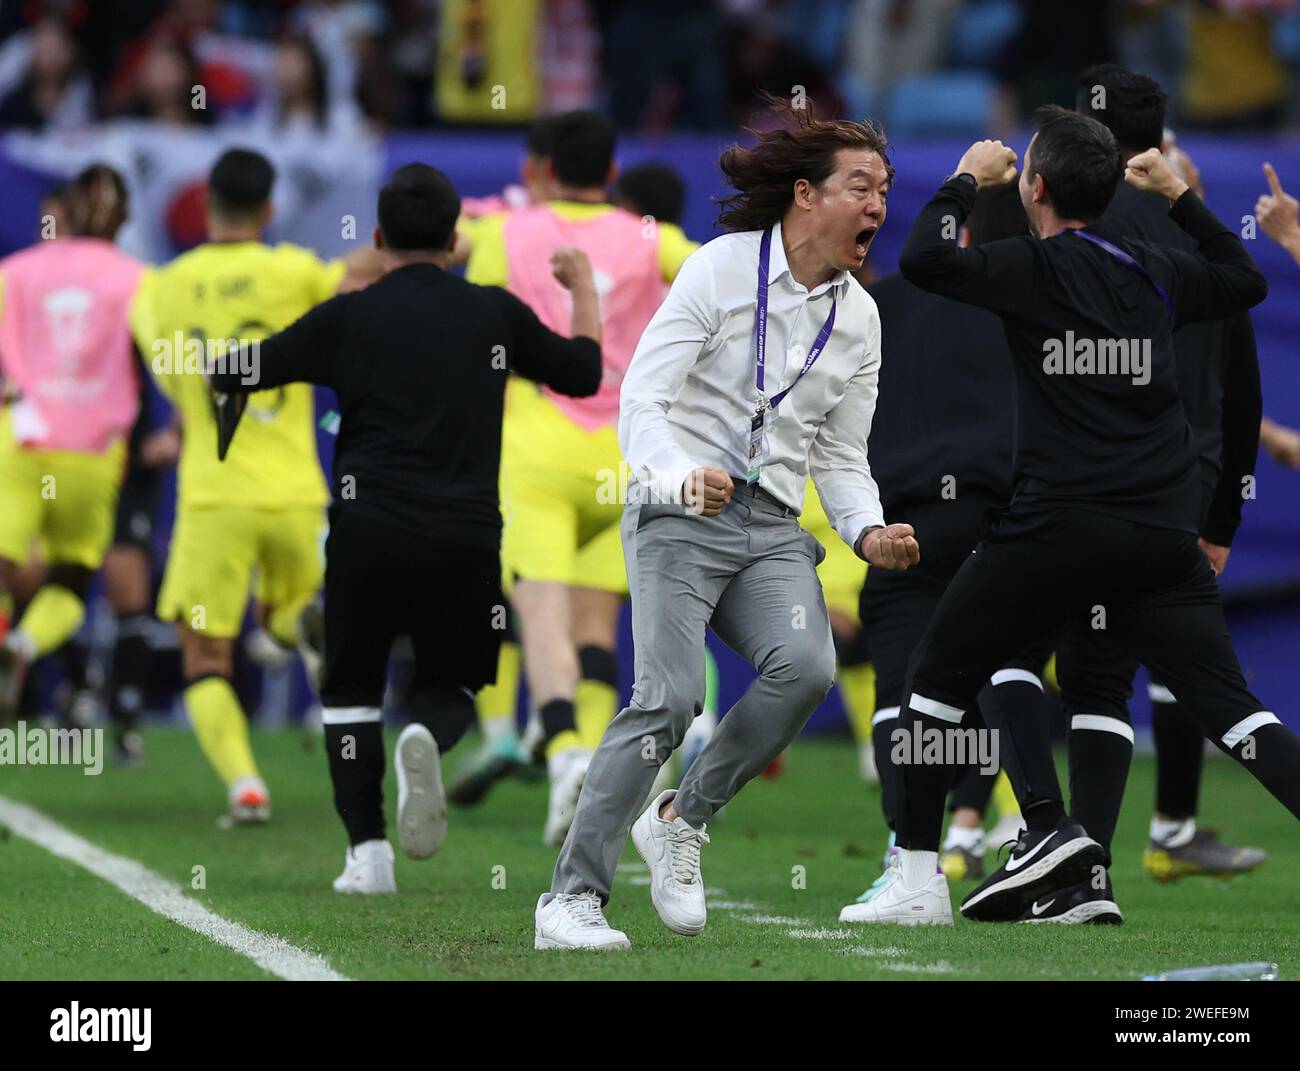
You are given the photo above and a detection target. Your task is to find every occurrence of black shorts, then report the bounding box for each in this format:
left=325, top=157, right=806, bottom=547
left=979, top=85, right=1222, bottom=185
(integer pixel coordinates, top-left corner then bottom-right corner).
left=112, top=464, right=162, bottom=550
left=319, top=505, right=505, bottom=709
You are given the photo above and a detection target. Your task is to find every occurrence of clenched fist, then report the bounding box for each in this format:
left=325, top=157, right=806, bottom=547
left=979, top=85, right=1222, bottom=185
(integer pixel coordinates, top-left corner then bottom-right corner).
left=954, top=140, right=1018, bottom=188
left=683, top=468, right=734, bottom=516
left=1124, top=148, right=1189, bottom=204
left=860, top=523, right=920, bottom=571
left=550, top=245, right=595, bottom=292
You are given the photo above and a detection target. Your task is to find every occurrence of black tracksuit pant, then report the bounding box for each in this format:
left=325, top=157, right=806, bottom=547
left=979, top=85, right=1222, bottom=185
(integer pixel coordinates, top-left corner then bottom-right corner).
left=896, top=501, right=1300, bottom=853
left=320, top=505, right=504, bottom=845
left=864, top=492, right=1057, bottom=832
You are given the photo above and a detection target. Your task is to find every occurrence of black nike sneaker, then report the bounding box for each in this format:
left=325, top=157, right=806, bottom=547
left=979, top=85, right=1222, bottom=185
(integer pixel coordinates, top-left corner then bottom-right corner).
left=1018, top=874, right=1123, bottom=925
left=960, top=816, right=1105, bottom=922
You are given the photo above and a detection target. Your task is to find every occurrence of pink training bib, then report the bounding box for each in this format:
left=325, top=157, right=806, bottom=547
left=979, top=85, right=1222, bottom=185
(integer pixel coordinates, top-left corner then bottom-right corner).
left=0, top=237, right=143, bottom=453
left=504, top=204, right=665, bottom=430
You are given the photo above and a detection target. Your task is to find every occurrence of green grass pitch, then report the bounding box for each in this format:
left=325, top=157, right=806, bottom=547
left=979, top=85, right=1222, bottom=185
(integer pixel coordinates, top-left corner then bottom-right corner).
left=1, top=729, right=1296, bottom=980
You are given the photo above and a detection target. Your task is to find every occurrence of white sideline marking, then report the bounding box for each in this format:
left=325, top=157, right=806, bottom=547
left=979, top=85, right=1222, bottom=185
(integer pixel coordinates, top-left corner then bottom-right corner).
left=0, top=795, right=349, bottom=982
left=733, top=913, right=809, bottom=927
left=706, top=899, right=759, bottom=911
left=787, top=927, right=854, bottom=940
left=842, top=945, right=906, bottom=958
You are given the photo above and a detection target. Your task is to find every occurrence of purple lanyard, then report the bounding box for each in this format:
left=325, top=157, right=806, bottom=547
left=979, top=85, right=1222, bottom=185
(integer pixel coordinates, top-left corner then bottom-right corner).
left=1072, top=229, right=1173, bottom=320
left=756, top=226, right=837, bottom=410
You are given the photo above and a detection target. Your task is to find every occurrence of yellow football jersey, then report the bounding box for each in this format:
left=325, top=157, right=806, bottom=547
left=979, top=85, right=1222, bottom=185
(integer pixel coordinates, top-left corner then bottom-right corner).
left=131, top=241, right=344, bottom=511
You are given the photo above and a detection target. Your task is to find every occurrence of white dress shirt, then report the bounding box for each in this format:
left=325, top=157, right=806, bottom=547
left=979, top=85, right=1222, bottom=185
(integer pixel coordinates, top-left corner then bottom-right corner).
left=619, top=220, right=886, bottom=551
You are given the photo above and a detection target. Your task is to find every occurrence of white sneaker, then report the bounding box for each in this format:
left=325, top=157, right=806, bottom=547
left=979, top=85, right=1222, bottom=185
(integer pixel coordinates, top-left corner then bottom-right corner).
left=631, top=789, right=709, bottom=936
left=839, top=851, right=954, bottom=925
left=858, top=739, right=879, bottom=783
left=395, top=723, right=447, bottom=859
left=228, top=775, right=271, bottom=824
left=333, top=839, right=397, bottom=895
left=544, top=747, right=590, bottom=846
left=534, top=892, right=630, bottom=950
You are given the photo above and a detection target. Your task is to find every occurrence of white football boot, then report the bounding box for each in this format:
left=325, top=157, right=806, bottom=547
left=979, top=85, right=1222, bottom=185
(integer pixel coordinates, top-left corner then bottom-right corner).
left=333, top=839, right=397, bottom=895
left=227, top=775, right=272, bottom=824
left=395, top=723, right=447, bottom=860
left=543, top=747, right=590, bottom=846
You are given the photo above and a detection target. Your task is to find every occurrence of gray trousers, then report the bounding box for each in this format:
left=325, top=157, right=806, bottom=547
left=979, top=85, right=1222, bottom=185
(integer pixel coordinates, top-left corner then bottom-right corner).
left=551, top=483, right=838, bottom=901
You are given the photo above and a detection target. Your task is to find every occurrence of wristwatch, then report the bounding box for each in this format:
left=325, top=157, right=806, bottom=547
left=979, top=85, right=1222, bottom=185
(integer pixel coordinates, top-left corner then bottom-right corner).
left=944, top=172, right=978, bottom=190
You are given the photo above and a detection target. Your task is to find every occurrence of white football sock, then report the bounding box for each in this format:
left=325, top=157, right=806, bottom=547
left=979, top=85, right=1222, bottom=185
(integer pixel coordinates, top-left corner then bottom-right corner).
left=1150, top=816, right=1195, bottom=848
left=900, top=848, right=939, bottom=889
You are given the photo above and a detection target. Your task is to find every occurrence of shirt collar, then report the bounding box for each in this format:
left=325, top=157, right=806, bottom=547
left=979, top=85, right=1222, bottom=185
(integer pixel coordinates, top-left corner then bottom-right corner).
left=767, top=219, right=851, bottom=298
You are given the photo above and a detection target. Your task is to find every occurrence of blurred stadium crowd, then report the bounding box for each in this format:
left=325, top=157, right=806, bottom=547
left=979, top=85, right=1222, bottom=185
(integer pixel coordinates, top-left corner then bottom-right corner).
left=1, top=1, right=1300, bottom=138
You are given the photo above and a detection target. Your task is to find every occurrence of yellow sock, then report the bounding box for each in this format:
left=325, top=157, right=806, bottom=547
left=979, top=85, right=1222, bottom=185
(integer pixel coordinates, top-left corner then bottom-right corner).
left=185, top=676, right=259, bottom=788
left=476, top=641, right=522, bottom=737
left=838, top=660, right=877, bottom=746
left=992, top=770, right=1020, bottom=818
left=16, top=584, right=85, bottom=657
left=545, top=729, right=582, bottom=758
left=576, top=677, right=618, bottom=750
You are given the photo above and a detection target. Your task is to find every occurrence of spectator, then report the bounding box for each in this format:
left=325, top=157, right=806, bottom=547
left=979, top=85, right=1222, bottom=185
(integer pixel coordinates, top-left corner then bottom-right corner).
left=991, top=0, right=1115, bottom=133
left=595, top=0, right=727, bottom=130
left=294, top=0, right=387, bottom=124
left=840, top=0, right=963, bottom=117
left=0, top=17, right=95, bottom=132
left=725, top=10, right=843, bottom=129
left=120, top=35, right=214, bottom=125
left=249, top=35, right=354, bottom=134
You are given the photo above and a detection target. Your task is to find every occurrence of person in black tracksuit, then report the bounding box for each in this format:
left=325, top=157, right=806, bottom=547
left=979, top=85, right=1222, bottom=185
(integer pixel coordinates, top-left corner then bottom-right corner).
left=210, top=164, right=602, bottom=892
left=847, top=105, right=1299, bottom=928
left=860, top=182, right=1058, bottom=885
left=1060, top=65, right=1267, bottom=886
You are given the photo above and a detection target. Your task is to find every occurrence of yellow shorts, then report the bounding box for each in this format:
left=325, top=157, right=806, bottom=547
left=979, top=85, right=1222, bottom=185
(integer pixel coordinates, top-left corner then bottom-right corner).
left=500, top=382, right=627, bottom=594
left=158, top=504, right=325, bottom=638
left=0, top=410, right=125, bottom=570
left=801, top=481, right=867, bottom=623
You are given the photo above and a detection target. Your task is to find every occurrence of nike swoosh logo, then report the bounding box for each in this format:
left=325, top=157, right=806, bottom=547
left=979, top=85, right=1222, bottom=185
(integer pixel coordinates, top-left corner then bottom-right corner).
left=1030, top=898, right=1055, bottom=916
left=1004, top=836, right=1054, bottom=872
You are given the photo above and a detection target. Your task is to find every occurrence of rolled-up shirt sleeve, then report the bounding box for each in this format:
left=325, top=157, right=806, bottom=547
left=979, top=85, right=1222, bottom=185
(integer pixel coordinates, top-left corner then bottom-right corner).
left=808, top=310, right=885, bottom=552
left=618, top=249, right=716, bottom=504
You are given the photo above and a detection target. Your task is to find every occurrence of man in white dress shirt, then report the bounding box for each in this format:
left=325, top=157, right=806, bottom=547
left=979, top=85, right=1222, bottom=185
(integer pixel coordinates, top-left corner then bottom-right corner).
left=535, top=100, right=920, bottom=950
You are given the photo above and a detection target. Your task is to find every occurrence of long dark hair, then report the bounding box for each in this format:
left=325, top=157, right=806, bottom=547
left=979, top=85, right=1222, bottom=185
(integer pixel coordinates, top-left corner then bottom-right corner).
left=277, top=35, right=329, bottom=130
left=716, top=94, right=893, bottom=232
left=68, top=163, right=128, bottom=240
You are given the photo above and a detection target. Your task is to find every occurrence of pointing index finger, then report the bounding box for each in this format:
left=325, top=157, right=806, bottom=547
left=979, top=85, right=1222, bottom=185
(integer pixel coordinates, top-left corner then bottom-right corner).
left=1265, top=162, right=1285, bottom=198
